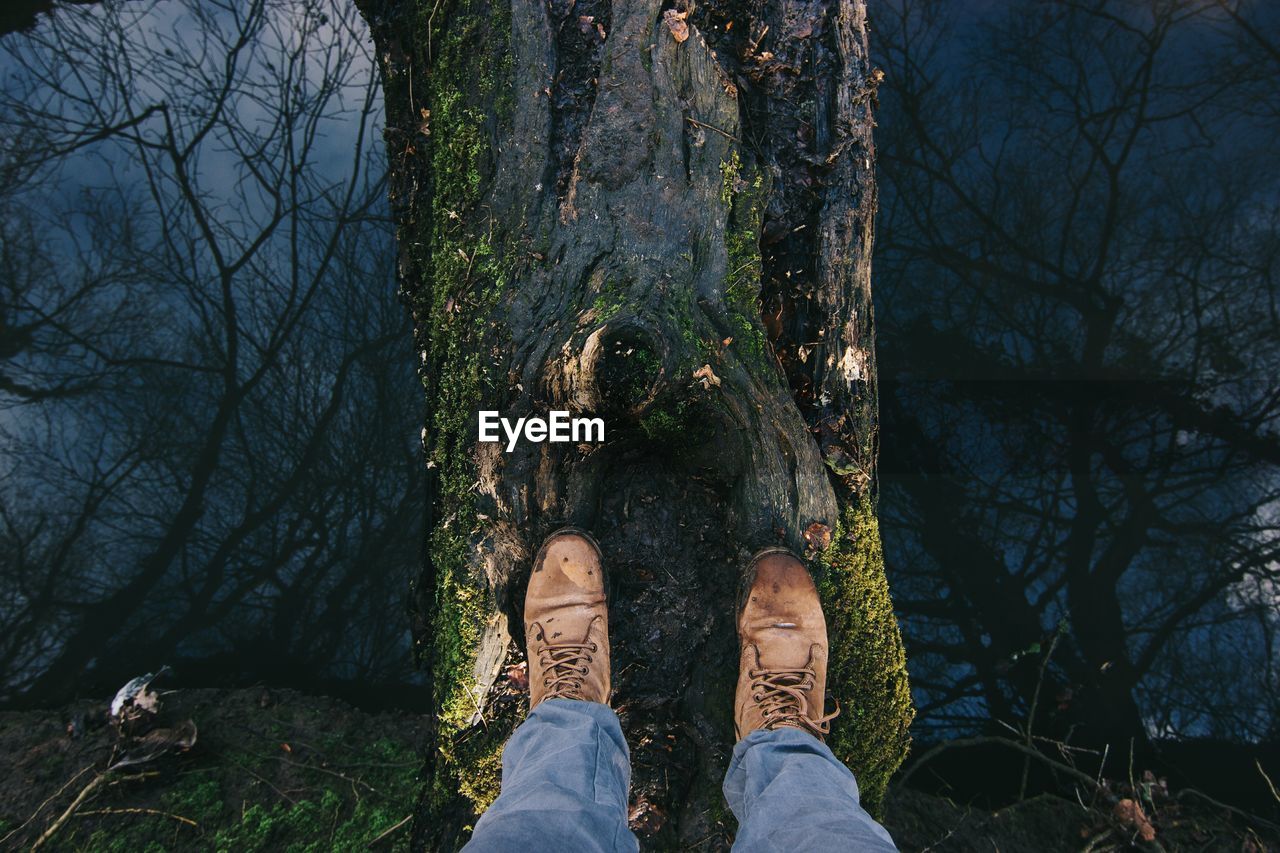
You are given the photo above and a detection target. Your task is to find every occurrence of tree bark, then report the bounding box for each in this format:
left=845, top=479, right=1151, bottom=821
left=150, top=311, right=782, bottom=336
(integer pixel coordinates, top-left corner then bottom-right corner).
left=357, top=0, right=913, bottom=847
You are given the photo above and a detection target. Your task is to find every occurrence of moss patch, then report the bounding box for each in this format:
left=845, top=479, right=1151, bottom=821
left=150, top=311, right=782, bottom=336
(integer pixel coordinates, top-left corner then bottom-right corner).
left=719, top=153, right=768, bottom=366
left=0, top=689, right=426, bottom=852
left=406, top=0, right=523, bottom=832
left=818, top=492, right=915, bottom=817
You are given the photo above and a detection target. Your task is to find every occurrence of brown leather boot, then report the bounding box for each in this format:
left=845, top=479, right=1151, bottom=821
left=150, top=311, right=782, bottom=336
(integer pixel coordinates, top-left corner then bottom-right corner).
left=735, top=547, right=839, bottom=740
left=524, top=527, right=611, bottom=708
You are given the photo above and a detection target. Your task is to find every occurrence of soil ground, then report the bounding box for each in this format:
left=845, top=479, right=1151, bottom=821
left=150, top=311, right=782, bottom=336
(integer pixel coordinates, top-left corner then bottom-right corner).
left=0, top=687, right=1274, bottom=851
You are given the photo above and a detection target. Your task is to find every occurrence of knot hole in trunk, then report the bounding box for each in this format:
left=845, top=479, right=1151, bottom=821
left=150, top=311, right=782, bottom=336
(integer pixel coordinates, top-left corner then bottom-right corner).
left=581, top=321, right=667, bottom=419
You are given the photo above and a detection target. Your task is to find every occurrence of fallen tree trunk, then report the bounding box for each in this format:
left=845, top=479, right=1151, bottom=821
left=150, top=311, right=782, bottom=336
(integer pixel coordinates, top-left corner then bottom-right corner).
left=356, top=0, right=912, bottom=846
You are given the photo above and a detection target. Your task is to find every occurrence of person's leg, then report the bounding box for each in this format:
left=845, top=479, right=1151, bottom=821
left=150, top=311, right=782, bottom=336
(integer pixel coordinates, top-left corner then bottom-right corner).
left=728, top=547, right=898, bottom=852
left=463, top=699, right=637, bottom=852
left=463, top=528, right=638, bottom=852
left=723, top=726, right=896, bottom=851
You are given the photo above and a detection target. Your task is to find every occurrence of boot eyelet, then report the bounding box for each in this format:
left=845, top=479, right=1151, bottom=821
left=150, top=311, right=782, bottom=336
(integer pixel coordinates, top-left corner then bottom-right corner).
left=590, top=643, right=598, bottom=652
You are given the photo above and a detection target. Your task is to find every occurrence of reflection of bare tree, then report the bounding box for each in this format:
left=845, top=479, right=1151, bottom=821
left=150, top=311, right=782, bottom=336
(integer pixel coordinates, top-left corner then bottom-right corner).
left=0, top=0, right=420, bottom=705
left=875, top=0, right=1280, bottom=748
left=0, top=2, right=106, bottom=39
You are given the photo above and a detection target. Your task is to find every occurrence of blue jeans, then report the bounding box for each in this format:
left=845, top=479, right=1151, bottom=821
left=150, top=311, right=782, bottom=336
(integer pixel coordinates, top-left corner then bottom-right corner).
left=463, top=699, right=898, bottom=851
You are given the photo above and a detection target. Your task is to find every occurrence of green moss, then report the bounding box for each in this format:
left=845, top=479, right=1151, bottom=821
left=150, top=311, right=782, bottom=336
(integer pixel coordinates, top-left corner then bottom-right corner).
left=81, top=830, right=169, bottom=853
left=719, top=154, right=768, bottom=365
left=407, top=0, right=524, bottom=832
left=71, top=757, right=418, bottom=853
left=808, top=491, right=911, bottom=819
left=592, top=294, right=622, bottom=323
left=162, top=778, right=225, bottom=826
left=719, top=150, right=741, bottom=206
left=639, top=399, right=694, bottom=443
left=591, top=278, right=627, bottom=324
left=817, top=493, right=914, bottom=817
left=202, top=788, right=409, bottom=852
left=452, top=734, right=506, bottom=812
left=215, top=791, right=338, bottom=851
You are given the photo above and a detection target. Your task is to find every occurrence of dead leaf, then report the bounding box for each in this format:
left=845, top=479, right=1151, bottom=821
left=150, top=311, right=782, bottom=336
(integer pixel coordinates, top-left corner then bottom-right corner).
left=505, top=662, right=528, bottom=691
left=628, top=797, right=667, bottom=834
left=110, top=720, right=198, bottom=770
left=803, top=522, right=832, bottom=552
left=110, top=670, right=171, bottom=734
left=663, top=9, right=689, bottom=43
left=1112, top=798, right=1156, bottom=842
left=110, top=673, right=163, bottom=718
left=692, top=363, right=721, bottom=389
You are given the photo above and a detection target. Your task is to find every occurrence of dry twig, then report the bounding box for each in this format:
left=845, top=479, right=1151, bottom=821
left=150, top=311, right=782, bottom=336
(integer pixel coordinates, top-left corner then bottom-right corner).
left=0, top=763, right=95, bottom=848
left=1019, top=625, right=1063, bottom=799
left=368, top=814, right=412, bottom=847
left=31, top=772, right=110, bottom=850
left=894, top=735, right=1113, bottom=802
left=76, top=807, right=197, bottom=827
left=1258, top=759, right=1280, bottom=805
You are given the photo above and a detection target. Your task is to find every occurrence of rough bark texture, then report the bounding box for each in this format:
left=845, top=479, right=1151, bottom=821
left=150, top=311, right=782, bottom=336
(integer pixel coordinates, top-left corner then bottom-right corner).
left=356, top=0, right=912, bottom=847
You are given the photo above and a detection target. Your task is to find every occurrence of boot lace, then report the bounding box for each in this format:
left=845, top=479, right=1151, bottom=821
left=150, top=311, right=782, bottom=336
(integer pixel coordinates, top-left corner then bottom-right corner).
left=533, top=624, right=598, bottom=700
left=749, top=665, right=840, bottom=736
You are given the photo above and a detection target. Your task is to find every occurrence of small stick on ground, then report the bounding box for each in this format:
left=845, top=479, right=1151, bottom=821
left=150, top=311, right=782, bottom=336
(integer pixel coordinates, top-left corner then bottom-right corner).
left=76, top=807, right=198, bottom=827
left=1258, top=759, right=1280, bottom=805
left=895, top=735, right=1114, bottom=802
left=32, top=772, right=109, bottom=850
left=1175, top=787, right=1280, bottom=833
left=368, top=814, right=412, bottom=847
left=0, top=763, right=95, bottom=848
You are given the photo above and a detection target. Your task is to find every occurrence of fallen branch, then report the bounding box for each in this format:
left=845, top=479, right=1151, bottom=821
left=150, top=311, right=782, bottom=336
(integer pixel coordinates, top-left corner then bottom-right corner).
left=893, top=735, right=1113, bottom=802
left=0, top=763, right=95, bottom=848
left=1175, top=787, right=1280, bottom=833
left=76, top=807, right=198, bottom=827
left=1258, top=759, right=1280, bottom=806
left=222, top=752, right=298, bottom=804
left=32, top=772, right=110, bottom=850
left=368, top=814, right=412, bottom=847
